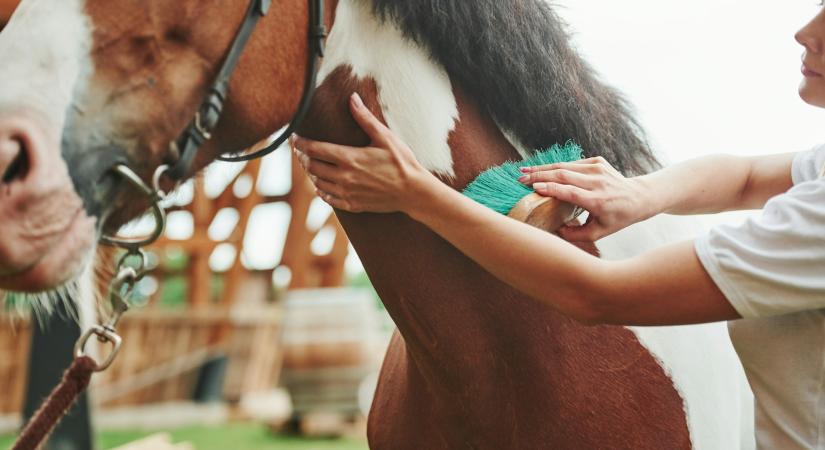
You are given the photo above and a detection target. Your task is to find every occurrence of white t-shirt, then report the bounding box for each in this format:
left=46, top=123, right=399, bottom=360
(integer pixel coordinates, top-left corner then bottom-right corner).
left=695, top=145, right=825, bottom=450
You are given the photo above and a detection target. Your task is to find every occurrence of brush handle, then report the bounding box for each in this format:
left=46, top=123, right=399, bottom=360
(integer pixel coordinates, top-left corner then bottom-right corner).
left=508, top=193, right=579, bottom=233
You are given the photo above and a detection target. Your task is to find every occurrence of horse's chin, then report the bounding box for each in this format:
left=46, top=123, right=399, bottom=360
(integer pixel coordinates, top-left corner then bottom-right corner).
left=0, top=211, right=96, bottom=293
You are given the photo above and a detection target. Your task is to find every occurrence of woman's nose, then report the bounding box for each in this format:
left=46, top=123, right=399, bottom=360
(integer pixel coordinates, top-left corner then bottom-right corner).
left=796, top=14, right=825, bottom=54
left=796, top=30, right=820, bottom=54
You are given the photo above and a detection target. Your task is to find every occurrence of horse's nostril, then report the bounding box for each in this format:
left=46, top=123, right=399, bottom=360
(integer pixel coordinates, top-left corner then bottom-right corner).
left=2, top=140, right=30, bottom=184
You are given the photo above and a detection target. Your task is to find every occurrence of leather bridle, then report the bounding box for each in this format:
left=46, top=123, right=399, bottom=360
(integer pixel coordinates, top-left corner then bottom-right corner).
left=167, top=0, right=327, bottom=181
left=13, top=3, right=329, bottom=448
left=97, top=0, right=328, bottom=368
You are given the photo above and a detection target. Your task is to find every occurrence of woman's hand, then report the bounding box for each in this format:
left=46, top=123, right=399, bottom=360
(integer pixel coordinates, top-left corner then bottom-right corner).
left=291, top=93, right=433, bottom=214
left=519, top=157, right=656, bottom=241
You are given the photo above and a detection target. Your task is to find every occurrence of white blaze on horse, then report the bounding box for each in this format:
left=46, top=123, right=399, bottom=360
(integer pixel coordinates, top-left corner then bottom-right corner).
left=0, top=0, right=754, bottom=448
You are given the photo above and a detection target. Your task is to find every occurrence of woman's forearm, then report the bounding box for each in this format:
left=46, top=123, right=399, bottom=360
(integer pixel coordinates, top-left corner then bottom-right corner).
left=406, top=172, right=740, bottom=326
left=638, top=153, right=794, bottom=216
left=407, top=172, right=607, bottom=322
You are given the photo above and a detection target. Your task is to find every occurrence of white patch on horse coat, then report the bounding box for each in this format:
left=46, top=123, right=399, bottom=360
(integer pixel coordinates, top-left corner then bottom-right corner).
left=0, top=0, right=91, bottom=130
left=597, top=214, right=755, bottom=450
left=318, top=0, right=459, bottom=178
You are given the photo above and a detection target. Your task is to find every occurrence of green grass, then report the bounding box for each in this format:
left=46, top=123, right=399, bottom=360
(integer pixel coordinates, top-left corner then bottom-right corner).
left=0, top=423, right=368, bottom=450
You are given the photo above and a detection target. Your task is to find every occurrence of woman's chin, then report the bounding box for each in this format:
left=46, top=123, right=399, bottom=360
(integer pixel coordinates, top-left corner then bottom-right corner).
left=798, top=81, right=825, bottom=108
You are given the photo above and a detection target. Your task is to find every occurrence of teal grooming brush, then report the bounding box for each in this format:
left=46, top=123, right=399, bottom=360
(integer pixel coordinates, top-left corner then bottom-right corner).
left=463, top=141, right=585, bottom=231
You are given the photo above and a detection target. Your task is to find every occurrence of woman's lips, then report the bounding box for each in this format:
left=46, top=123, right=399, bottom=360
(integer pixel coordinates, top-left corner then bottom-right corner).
left=802, top=64, right=822, bottom=78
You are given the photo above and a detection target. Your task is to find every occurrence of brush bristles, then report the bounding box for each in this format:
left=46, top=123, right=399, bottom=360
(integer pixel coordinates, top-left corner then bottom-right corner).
left=462, top=141, right=583, bottom=215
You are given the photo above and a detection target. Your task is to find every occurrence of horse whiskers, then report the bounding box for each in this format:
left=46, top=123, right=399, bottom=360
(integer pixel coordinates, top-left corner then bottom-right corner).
left=1, top=280, right=80, bottom=326
left=0, top=254, right=103, bottom=330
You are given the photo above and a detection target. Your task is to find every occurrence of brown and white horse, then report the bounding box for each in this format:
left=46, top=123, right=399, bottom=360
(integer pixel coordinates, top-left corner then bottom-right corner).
left=0, top=0, right=753, bottom=448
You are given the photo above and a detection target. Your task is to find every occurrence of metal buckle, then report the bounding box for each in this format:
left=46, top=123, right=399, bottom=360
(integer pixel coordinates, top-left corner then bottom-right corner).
left=193, top=111, right=213, bottom=141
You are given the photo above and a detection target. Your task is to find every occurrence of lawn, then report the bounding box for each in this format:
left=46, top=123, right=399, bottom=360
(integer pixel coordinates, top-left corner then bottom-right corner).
left=0, top=423, right=369, bottom=450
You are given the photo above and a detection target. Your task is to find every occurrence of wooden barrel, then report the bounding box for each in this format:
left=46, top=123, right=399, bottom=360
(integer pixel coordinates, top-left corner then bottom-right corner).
left=280, top=288, right=383, bottom=417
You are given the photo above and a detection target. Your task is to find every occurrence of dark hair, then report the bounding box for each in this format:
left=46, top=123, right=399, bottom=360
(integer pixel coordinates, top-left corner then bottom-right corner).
left=370, top=0, right=659, bottom=175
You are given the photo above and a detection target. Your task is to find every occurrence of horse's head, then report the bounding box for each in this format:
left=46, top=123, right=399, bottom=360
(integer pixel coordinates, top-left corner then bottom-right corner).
left=0, top=0, right=324, bottom=292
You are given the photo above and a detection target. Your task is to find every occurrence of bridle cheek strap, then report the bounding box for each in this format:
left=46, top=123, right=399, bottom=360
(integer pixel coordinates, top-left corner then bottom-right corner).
left=167, top=0, right=326, bottom=181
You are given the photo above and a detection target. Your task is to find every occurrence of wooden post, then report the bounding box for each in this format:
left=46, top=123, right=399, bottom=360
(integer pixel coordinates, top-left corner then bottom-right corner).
left=188, top=177, right=213, bottom=309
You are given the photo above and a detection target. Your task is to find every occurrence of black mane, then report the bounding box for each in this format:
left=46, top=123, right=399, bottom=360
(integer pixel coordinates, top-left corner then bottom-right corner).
left=370, top=0, right=659, bottom=175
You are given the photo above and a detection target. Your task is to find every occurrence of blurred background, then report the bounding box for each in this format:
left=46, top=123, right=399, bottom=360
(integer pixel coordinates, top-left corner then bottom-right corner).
left=1, top=1, right=823, bottom=449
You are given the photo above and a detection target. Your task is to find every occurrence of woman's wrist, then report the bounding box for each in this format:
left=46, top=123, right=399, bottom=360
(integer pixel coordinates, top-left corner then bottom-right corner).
left=404, top=170, right=448, bottom=221
left=633, top=174, right=671, bottom=219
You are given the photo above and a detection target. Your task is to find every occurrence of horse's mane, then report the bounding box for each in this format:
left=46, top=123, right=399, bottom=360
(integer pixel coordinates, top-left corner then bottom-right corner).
left=369, top=0, right=659, bottom=175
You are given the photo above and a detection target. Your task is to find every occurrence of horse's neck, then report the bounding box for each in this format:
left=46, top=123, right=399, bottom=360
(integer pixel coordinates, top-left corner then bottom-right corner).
left=309, top=0, right=523, bottom=185
left=299, top=0, right=542, bottom=369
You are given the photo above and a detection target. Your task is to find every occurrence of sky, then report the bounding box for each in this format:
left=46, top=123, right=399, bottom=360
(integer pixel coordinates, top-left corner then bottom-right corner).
left=146, top=1, right=825, bottom=280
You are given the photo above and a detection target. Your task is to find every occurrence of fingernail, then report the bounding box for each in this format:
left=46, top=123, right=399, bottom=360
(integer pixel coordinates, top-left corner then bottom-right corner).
left=518, top=175, right=529, bottom=183
left=310, top=175, right=318, bottom=183
left=351, top=93, right=364, bottom=109
left=533, top=182, right=547, bottom=191
left=519, top=167, right=531, bottom=173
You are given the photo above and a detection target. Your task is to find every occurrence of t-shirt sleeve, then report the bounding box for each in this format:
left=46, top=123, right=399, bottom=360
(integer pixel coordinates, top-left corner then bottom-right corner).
left=792, top=143, right=825, bottom=184
left=694, top=171, right=825, bottom=318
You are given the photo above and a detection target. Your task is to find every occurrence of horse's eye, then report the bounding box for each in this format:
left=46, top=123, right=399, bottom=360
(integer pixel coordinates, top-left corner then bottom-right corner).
left=165, top=27, right=189, bottom=44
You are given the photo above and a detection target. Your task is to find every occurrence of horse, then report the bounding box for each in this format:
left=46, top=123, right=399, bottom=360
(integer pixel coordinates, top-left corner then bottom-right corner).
left=0, top=0, right=753, bottom=448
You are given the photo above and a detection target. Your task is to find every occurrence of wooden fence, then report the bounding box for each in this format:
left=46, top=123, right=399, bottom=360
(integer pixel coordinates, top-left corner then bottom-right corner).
left=0, top=308, right=283, bottom=415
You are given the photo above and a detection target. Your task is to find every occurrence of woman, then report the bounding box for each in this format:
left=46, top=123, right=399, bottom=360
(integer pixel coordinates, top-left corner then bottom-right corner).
left=292, top=7, right=825, bottom=450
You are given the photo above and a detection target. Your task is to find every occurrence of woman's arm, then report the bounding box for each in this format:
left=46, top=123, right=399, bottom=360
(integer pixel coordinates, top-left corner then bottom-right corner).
left=292, top=93, right=740, bottom=326
left=407, top=175, right=740, bottom=326
left=639, top=153, right=795, bottom=214
left=521, top=152, right=795, bottom=241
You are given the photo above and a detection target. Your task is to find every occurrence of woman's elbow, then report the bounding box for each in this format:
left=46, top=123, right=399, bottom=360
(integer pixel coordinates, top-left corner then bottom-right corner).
left=559, top=291, right=613, bottom=326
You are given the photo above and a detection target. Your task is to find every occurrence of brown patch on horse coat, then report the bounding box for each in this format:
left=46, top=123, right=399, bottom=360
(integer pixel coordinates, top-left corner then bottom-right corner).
left=299, top=66, right=690, bottom=448
left=82, top=0, right=337, bottom=226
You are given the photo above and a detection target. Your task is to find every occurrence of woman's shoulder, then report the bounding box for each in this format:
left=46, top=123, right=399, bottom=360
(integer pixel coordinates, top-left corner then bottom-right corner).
left=792, top=143, right=825, bottom=184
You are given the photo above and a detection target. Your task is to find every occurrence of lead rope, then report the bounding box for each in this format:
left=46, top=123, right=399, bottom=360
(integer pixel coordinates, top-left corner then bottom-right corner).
left=11, top=166, right=169, bottom=450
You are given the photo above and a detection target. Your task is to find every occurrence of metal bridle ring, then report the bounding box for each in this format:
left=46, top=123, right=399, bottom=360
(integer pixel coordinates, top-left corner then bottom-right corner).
left=99, top=165, right=167, bottom=250
left=152, top=164, right=174, bottom=201
left=116, top=251, right=147, bottom=279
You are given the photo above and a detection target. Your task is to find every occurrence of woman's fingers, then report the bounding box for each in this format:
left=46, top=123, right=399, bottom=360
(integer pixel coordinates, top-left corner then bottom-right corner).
left=316, top=189, right=349, bottom=210
left=533, top=182, right=598, bottom=211
left=311, top=177, right=341, bottom=196
left=520, top=169, right=600, bottom=189
left=559, top=222, right=607, bottom=242
left=293, top=136, right=354, bottom=165
left=298, top=152, right=338, bottom=181
left=521, top=156, right=612, bottom=174
left=349, top=93, right=392, bottom=145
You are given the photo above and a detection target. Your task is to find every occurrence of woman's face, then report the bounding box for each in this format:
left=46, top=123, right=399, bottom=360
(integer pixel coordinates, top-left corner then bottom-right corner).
left=796, top=6, right=825, bottom=107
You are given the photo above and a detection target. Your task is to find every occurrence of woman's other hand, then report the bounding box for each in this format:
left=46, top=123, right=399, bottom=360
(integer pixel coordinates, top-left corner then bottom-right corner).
left=291, top=93, right=432, bottom=214
left=519, top=157, right=655, bottom=241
